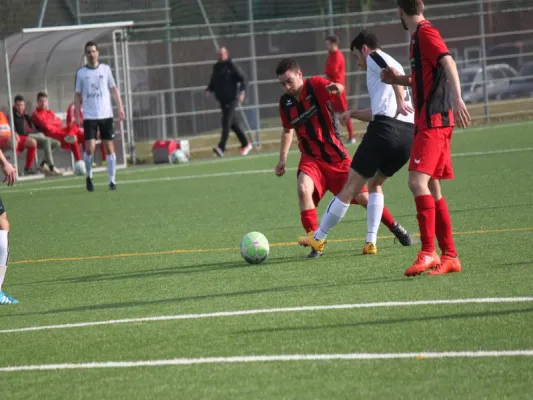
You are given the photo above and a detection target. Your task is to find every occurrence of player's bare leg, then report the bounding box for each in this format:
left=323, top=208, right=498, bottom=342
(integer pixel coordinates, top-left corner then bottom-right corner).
left=84, top=138, right=97, bottom=192
left=104, top=139, right=117, bottom=190
left=0, top=212, right=17, bottom=305
left=405, top=171, right=441, bottom=276
left=427, top=178, right=461, bottom=275
left=297, top=172, right=323, bottom=258
left=299, top=169, right=365, bottom=253
left=301, top=169, right=413, bottom=254
left=367, top=173, right=414, bottom=248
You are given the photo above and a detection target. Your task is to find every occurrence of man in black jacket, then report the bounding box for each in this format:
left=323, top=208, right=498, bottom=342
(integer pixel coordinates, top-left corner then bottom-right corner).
left=12, top=95, right=62, bottom=175
left=206, top=47, right=252, bottom=157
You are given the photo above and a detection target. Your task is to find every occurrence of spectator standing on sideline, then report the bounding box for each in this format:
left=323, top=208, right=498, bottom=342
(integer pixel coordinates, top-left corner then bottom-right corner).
left=324, top=35, right=356, bottom=144
left=206, top=46, right=253, bottom=158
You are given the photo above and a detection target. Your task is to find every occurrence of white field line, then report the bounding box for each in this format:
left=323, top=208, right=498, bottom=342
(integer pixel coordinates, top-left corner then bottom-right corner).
left=1, top=297, right=532, bottom=335
left=7, top=168, right=298, bottom=194
left=2, top=350, right=533, bottom=371
left=7, top=146, right=533, bottom=195
left=16, top=119, right=533, bottom=187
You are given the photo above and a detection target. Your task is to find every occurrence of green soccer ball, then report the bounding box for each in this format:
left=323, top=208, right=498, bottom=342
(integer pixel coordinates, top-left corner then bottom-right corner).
left=240, top=232, right=270, bottom=264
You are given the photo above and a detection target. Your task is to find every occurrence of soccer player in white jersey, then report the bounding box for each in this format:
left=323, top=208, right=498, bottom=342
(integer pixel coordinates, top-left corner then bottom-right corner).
left=300, top=30, right=415, bottom=255
left=74, top=41, right=125, bottom=192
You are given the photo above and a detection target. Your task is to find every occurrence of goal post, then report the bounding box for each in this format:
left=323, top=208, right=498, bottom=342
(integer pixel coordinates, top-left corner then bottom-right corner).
left=0, top=21, right=134, bottom=180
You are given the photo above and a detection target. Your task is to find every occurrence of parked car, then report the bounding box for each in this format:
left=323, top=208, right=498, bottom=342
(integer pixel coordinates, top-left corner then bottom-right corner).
left=461, top=64, right=517, bottom=104
left=497, top=62, right=533, bottom=100
left=487, top=40, right=533, bottom=72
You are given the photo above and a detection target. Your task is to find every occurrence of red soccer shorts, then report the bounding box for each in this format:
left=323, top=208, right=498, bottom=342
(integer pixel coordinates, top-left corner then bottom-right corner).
left=0, top=135, right=31, bottom=152
left=330, top=92, right=348, bottom=113
left=409, top=127, right=454, bottom=180
left=297, top=155, right=368, bottom=206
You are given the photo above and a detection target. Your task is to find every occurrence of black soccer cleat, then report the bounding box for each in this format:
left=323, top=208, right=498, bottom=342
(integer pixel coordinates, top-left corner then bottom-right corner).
left=109, top=182, right=118, bottom=191
left=391, top=222, right=414, bottom=246
left=86, top=177, right=94, bottom=192
left=307, top=249, right=324, bottom=259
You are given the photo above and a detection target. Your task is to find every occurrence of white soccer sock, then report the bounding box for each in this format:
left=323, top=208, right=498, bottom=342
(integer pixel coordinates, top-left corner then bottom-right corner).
left=0, top=230, right=9, bottom=290
left=314, top=197, right=350, bottom=241
left=107, top=153, right=116, bottom=184
left=366, top=192, right=384, bottom=244
left=84, top=153, right=93, bottom=179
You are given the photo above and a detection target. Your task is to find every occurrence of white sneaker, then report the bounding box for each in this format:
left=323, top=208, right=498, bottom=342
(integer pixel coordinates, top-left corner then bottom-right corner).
left=64, top=134, right=77, bottom=145
left=240, top=143, right=253, bottom=156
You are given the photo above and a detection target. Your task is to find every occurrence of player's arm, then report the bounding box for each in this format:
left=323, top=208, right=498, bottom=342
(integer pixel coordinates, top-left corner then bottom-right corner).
left=233, top=62, right=246, bottom=104
left=0, top=149, right=16, bottom=186
left=276, top=104, right=293, bottom=177
left=349, top=108, right=372, bottom=122
left=110, top=87, right=125, bottom=121
left=74, top=71, right=83, bottom=125
left=392, top=85, right=414, bottom=117
left=74, top=93, right=82, bottom=125
left=276, top=127, right=293, bottom=177
left=439, top=55, right=471, bottom=128
left=107, top=66, right=125, bottom=121
left=381, top=67, right=411, bottom=86
left=312, top=76, right=344, bottom=96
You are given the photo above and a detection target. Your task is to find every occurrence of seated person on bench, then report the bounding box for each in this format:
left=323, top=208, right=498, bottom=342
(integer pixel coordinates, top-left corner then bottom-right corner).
left=0, top=110, right=38, bottom=176
left=12, top=95, right=62, bottom=176
left=31, top=92, right=83, bottom=163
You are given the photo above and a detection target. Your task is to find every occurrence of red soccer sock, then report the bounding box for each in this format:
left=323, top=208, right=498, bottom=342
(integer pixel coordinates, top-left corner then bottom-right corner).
left=300, top=209, right=318, bottom=233
left=71, top=143, right=82, bottom=162
left=380, top=206, right=395, bottom=230
left=101, top=142, right=107, bottom=161
left=346, top=118, right=355, bottom=140
left=435, top=197, right=457, bottom=257
left=24, top=146, right=37, bottom=170
left=415, top=194, right=436, bottom=253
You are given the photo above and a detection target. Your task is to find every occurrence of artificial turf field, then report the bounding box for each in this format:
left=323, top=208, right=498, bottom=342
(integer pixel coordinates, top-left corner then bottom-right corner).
left=0, top=122, right=532, bottom=399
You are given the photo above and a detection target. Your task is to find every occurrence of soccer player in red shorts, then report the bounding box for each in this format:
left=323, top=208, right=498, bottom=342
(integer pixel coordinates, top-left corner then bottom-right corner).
left=381, top=0, right=471, bottom=276
left=324, top=35, right=356, bottom=144
left=275, top=58, right=413, bottom=258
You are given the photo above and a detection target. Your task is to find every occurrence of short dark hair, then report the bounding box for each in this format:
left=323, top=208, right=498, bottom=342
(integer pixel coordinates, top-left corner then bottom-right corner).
left=37, top=92, right=48, bottom=100
left=350, top=30, right=379, bottom=52
left=275, top=58, right=300, bottom=76
left=325, top=35, right=339, bottom=45
left=85, top=41, right=98, bottom=51
left=397, top=0, right=424, bottom=16
left=14, top=95, right=24, bottom=103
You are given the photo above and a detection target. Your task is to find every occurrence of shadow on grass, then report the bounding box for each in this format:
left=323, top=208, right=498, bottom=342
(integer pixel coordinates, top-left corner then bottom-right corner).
left=235, top=307, right=533, bottom=335
left=0, top=273, right=405, bottom=319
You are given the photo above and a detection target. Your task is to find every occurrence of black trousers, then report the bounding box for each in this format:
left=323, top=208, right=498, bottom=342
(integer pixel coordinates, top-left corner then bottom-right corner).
left=218, top=101, right=248, bottom=151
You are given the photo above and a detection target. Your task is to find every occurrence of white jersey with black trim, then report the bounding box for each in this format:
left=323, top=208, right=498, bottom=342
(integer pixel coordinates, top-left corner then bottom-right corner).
left=366, top=50, right=414, bottom=124
left=75, top=63, right=116, bottom=120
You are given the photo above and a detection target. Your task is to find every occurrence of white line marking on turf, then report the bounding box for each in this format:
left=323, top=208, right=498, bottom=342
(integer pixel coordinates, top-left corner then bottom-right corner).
left=6, top=168, right=298, bottom=194
left=1, top=350, right=533, bottom=371
left=7, top=146, right=533, bottom=195
left=1, top=297, right=532, bottom=334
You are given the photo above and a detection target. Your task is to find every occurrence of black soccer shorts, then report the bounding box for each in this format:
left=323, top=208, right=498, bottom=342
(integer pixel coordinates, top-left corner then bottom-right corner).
left=84, top=118, right=115, bottom=141
left=351, top=115, right=414, bottom=178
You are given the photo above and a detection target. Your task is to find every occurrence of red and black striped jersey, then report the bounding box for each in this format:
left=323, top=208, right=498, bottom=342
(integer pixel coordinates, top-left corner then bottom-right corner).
left=410, top=20, right=454, bottom=131
left=279, top=76, right=348, bottom=164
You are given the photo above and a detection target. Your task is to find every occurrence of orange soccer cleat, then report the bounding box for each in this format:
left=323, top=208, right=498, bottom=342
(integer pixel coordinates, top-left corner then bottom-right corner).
left=404, top=251, right=441, bottom=277
left=428, top=255, right=462, bottom=275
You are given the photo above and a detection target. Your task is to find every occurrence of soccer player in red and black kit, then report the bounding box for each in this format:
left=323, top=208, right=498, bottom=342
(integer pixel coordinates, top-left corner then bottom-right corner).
left=324, top=36, right=356, bottom=144
left=275, top=58, right=413, bottom=258
left=381, top=0, right=471, bottom=276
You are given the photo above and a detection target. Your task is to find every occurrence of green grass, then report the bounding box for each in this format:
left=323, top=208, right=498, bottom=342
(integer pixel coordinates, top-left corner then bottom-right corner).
left=1, top=122, right=533, bottom=399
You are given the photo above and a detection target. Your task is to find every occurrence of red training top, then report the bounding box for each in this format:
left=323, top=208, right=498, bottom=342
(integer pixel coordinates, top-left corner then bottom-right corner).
left=279, top=76, right=348, bottom=164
